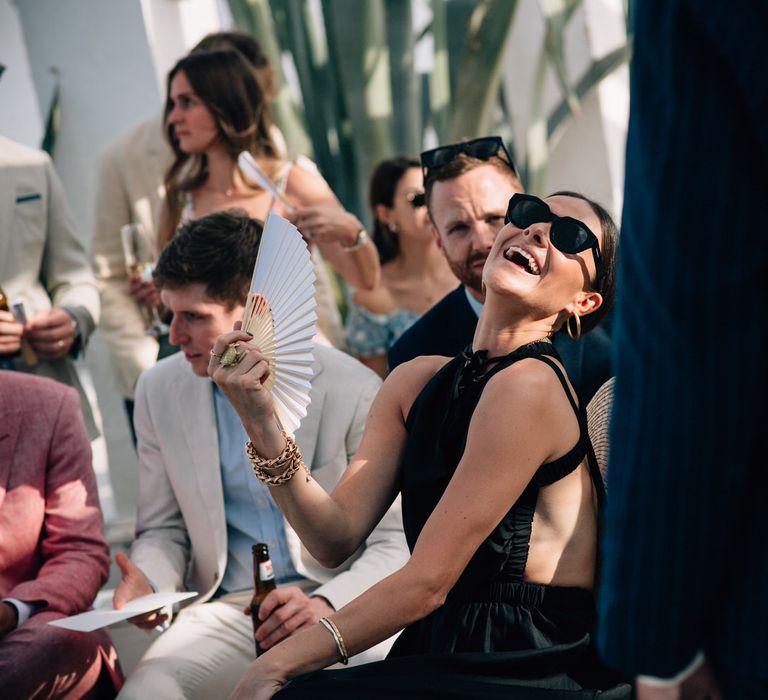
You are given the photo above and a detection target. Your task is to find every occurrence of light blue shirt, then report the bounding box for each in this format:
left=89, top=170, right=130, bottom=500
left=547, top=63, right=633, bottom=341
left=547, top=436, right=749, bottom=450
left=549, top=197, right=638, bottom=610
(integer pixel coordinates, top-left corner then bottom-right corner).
left=464, top=286, right=484, bottom=318
left=212, top=384, right=303, bottom=593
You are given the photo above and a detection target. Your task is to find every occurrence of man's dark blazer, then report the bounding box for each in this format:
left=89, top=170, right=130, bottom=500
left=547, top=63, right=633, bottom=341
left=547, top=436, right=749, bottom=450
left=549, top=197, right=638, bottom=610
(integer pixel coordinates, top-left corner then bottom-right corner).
left=388, top=284, right=612, bottom=403
left=598, top=1, right=768, bottom=695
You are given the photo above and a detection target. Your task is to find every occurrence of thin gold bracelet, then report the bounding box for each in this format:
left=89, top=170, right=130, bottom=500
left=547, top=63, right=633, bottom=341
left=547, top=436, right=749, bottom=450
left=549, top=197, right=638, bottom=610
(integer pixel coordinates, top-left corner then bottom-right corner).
left=318, top=616, right=349, bottom=665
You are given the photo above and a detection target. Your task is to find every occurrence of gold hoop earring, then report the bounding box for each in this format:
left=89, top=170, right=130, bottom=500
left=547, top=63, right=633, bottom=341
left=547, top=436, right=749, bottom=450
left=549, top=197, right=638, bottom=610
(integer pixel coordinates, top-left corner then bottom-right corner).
left=481, top=280, right=486, bottom=296
left=566, top=313, right=581, bottom=342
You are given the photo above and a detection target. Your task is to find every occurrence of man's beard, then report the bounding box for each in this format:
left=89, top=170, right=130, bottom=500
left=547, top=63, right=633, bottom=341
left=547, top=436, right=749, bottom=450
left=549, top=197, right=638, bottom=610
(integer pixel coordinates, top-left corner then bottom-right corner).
left=447, top=252, right=486, bottom=297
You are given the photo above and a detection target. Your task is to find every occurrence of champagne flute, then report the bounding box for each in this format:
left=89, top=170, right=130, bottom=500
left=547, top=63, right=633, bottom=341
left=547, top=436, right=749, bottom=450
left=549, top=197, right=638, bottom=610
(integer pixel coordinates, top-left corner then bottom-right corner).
left=120, top=223, right=169, bottom=337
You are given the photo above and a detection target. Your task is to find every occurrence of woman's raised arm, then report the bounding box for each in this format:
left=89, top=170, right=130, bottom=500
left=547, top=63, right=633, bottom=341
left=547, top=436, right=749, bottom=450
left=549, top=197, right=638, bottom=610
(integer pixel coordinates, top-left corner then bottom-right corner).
left=285, top=166, right=381, bottom=291
left=228, top=360, right=571, bottom=699
left=209, top=329, right=431, bottom=566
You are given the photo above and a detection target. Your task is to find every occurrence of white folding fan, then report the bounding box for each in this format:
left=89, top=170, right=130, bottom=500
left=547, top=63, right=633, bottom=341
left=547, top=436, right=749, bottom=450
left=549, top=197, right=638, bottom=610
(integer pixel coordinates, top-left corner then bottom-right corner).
left=238, top=151, right=296, bottom=214
left=240, top=213, right=317, bottom=436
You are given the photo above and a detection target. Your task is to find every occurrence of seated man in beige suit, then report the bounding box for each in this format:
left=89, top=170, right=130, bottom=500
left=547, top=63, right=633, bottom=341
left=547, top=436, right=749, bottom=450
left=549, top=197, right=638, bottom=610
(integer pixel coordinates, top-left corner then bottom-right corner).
left=114, top=211, right=407, bottom=699
left=0, top=134, right=100, bottom=438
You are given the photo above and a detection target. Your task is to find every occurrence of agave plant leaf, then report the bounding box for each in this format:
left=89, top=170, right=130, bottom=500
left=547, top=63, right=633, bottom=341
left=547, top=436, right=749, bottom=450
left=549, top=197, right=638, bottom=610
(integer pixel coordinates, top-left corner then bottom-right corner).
left=272, top=0, right=359, bottom=204
left=526, top=39, right=632, bottom=195
left=524, top=40, right=552, bottom=195
left=526, top=0, right=592, bottom=193
left=547, top=40, right=633, bottom=139
left=322, top=0, right=394, bottom=215
left=449, top=0, right=520, bottom=141
left=536, top=0, right=582, bottom=118
left=445, top=0, right=480, bottom=94
left=227, top=0, right=312, bottom=158
left=494, top=82, right=518, bottom=168
left=386, top=0, right=421, bottom=155
left=623, top=0, right=633, bottom=33
left=429, top=0, right=452, bottom=143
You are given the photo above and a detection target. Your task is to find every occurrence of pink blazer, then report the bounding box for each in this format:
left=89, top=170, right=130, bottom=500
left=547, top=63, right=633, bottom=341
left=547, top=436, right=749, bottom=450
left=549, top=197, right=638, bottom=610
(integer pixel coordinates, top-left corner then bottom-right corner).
left=0, top=371, right=109, bottom=613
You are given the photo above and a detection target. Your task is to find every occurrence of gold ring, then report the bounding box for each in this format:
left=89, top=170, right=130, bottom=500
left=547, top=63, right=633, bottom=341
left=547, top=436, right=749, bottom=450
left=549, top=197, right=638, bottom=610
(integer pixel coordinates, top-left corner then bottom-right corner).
left=210, top=350, right=222, bottom=358
left=57, top=340, right=65, bottom=349
left=219, top=343, right=243, bottom=367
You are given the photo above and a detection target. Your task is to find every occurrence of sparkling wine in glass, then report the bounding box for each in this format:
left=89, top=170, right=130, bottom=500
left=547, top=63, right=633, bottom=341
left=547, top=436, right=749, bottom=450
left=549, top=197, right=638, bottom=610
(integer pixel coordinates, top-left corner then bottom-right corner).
left=120, top=223, right=169, bottom=337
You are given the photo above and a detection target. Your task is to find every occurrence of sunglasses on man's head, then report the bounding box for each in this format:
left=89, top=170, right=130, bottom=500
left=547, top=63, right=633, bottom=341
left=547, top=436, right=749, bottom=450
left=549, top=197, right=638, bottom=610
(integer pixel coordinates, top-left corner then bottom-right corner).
left=406, top=191, right=426, bottom=208
left=505, top=194, right=603, bottom=292
left=420, top=136, right=518, bottom=183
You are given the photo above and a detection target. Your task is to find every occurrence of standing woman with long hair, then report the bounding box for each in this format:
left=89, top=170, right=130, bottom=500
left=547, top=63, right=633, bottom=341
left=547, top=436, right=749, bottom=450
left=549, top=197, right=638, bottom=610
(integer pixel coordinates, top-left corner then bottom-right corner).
left=343, top=157, right=457, bottom=377
left=156, top=49, right=379, bottom=346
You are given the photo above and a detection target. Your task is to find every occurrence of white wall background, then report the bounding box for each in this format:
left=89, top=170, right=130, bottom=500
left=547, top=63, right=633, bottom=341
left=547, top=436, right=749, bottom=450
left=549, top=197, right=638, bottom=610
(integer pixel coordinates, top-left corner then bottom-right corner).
left=0, top=1, right=43, bottom=145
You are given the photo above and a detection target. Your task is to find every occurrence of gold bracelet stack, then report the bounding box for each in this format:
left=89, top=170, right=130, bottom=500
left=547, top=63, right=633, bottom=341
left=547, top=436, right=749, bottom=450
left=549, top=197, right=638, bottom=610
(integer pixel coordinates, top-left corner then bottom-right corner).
left=245, top=432, right=311, bottom=485
left=318, top=616, right=349, bottom=665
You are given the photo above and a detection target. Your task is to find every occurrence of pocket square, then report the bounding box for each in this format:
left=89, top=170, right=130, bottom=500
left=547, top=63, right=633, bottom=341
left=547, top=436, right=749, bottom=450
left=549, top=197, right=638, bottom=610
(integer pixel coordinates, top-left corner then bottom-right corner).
left=16, top=193, right=42, bottom=204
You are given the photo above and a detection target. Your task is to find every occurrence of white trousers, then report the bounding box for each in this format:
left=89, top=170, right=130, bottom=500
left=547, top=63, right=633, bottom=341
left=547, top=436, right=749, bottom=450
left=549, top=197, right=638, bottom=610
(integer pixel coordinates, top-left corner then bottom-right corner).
left=118, top=590, right=394, bottom=700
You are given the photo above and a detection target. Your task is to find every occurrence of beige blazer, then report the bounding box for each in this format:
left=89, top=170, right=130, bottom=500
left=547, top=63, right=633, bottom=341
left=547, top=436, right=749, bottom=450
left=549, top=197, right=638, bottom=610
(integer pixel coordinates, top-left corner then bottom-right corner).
left=130, top=345, right=408, bottom=659
left=0, top=135, right=100, bottom=437
left=90, top=115, right=169, bottom=400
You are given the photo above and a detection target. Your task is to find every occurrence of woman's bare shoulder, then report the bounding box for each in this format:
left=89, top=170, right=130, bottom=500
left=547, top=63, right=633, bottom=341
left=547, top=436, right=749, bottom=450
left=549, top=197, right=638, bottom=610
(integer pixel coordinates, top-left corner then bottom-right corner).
left=481, top=356, right=571, bottom=411
left=478, top=356, right=580, bottom=459
left=352, top=283, right=397, bottom=315
left=284, top=161, right=335, bottom=204
left=383, top=355, right=451, bottom=418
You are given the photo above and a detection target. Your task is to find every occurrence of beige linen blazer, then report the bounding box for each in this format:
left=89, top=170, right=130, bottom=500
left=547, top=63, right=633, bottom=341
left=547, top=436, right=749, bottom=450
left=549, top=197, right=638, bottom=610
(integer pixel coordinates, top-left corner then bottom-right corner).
left=0, top=135, right=100, bottom=436
left=130, top=345, right=408, bottom=660
left=90, top=115, right=169, bottom=399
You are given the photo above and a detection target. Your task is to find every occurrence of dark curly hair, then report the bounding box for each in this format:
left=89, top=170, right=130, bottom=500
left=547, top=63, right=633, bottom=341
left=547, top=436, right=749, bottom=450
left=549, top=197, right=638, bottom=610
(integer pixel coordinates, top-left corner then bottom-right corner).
left=154, top=209, right=263, bottom=309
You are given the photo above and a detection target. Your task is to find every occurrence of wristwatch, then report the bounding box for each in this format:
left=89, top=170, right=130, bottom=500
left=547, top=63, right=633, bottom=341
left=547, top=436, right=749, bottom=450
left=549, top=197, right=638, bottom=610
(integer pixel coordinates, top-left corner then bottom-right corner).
left=341, top=228, right=369, bottom=251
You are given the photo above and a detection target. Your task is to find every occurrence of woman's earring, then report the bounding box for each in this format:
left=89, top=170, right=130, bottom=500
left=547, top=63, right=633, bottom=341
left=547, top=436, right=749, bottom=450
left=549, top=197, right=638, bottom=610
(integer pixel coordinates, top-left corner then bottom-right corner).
left=387, top=223, right=399, bottom=234
left=566, top=313, right=581, bottom=342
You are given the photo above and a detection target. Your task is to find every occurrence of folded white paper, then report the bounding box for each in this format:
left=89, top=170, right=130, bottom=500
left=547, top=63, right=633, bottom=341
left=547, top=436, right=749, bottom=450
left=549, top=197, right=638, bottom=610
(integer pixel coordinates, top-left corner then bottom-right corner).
left=48, top=591, right=198, bottom=632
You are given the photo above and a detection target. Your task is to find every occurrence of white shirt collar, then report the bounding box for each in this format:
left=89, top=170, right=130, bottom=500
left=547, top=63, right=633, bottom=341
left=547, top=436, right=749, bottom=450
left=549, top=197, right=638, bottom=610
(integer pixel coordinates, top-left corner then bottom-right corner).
left=464, top=286, right=484, bottom=318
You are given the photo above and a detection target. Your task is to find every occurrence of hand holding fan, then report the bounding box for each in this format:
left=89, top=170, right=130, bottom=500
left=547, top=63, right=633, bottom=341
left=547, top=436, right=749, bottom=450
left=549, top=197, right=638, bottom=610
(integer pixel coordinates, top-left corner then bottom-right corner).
left=239, top=213, right=317, bottom=436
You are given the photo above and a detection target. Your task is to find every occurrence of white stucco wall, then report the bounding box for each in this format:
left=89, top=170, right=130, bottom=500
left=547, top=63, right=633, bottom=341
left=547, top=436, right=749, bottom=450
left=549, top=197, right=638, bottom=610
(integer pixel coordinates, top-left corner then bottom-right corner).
left=12, top=0, right=229, bottom=238
left=0, top=0, right=43, bottom=145
left=15, top=0, right=162, bottom=241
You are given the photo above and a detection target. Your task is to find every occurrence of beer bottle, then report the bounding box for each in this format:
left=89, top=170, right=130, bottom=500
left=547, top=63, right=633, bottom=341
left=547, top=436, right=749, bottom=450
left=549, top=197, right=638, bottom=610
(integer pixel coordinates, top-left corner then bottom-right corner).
left=0, top=287, right=21, bottom=359
left=250, top=543, right=277, bottom=655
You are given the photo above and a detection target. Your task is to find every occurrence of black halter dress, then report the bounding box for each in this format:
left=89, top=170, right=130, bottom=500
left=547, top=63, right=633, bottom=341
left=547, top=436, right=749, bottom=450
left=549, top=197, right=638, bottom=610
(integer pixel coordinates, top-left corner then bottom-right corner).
left=278, top=341, right=631, bottom=699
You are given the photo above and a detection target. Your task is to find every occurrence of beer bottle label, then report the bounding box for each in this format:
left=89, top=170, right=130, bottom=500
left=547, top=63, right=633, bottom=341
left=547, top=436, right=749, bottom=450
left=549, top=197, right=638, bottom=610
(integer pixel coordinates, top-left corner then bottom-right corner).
left=259, top=560, right=275, bottom=582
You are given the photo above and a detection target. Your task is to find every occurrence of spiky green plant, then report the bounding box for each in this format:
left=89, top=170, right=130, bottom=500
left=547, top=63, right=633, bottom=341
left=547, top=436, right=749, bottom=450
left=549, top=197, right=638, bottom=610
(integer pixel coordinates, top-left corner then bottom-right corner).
left=227, top=0, right=632, bottom=215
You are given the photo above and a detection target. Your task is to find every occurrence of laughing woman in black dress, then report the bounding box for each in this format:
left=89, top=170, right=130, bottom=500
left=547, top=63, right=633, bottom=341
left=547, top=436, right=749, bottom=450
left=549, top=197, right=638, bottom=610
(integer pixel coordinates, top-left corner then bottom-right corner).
left=210, top=192, right=630, bottom=699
